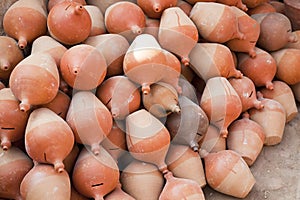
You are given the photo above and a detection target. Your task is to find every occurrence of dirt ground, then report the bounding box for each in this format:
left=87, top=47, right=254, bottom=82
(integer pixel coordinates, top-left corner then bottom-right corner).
left=1, top=1, right=299, bottom=200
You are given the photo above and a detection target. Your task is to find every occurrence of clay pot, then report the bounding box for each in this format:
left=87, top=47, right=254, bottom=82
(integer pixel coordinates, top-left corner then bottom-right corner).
left=25, top=108, right=74, bottom=173
left=242, top=0, right=268, bottom=8
left=0, top=36, right=24, bottom=80
left=66, top=91, right=113, bottom=155
left=237, top=47, right=276, bottom=90
left=200, top=77, right=243, bottom=138
left=137, top=0, right=176, bottom=18
left=202, top=150, right=255, bottom=198
left=217, top=0, right=248, bottom=11
left=284, top=0, right=300, bottom=31
left=39, top=90, right=71, bottom=119
left=0, top=146, right=33, bottom=200
left=20, top=164, right=71, bottom=200
left=120, top=160, right=164, bottom=200
left=47, top=0, right=87, bottom=11
left=101, top=120, right=127, bottom=161
left=159, top=171, right=205, bottom=200
left=104, top=2, right=146, bottom=42
left=126, top=109, right=171, bottom=173
left=72, top=146, right=120, bottom=200
left=247, top=2, right=276, bottom=15
left=3, top=0, right=47, bottom=49
left=259, top=81, right=297, bottom=123
left=47, top=1, right=91, bottom=45
left=9, top=52, right=59, bottom=112
left=189, top=43, right=243, bottom=82
left=158, top=7, right=198, bottom=66
left=142, top=82, right=180, bottom=118
left=226, top=6, right=260, bottom=58
left=190, top=2, right=244, bottom=43
left=271, top=48, right=300, bottom=85
left=166, top=96, right=209, bottom=151
left=198, top=124, right=226, bottom=153
left=166, top=144, right=206, bottom=187
left=249, top=94, right=286, bottom=146
left=84, top=34, right=129, bottom=77
left=227, top=112, right=265, bottom=166
left=60, top=44, right=107, bottom=90
left=0, top=88, right=29, bottom=151
left=104, top=183, right=135, bottom=200
left=96, top=75, right=141, bottom=120
left=251, top=12, right=297, bottom=51
left=31, top=35, right=67, bottom=67
left=123, top=34, right=182, bottom=95
left=177, top=0, right=193, bottom=16
left=143, top=17, right=160, bottom=40
left=284, top=30, right=300, bottom=49
left=229, top=76, right=263, bottom=112
left=84, top=5, right=106, bottom=36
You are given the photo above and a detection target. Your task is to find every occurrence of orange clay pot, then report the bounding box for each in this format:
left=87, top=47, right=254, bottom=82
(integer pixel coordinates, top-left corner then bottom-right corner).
left=96, top=75, right=141, bottom=120
left=123, top=34, right=182, bottom=95
left=237, top=47, right=276, bottom=90
left=47, top=1, right=91, bottom=45
left=9, top=53, right=59, bottom=112
left=66, top=91, right=113, bottom=155
left=20, top=164, right=71, bottom=200
left=0, top=146, right=33, bottom=200
left=142, top=82, right=180, bottom=118
left=200, top=77, right=243, bottom=138
left=227, top=112, right=265, bottom=166
left=199, top=124, right=226, bottom=153
left=25, top=108, right=74, bottom=173
left=86, top=0, right=137, bottom=13
left=84, top=34, right=129, bottom=77
left=72, top=146, right=119, bottom=200
left=137, top=0, right=177, bottom=18
left=0, top=36, right=24, bottom=80
left=190, top=2, right=244, bottom=43
left=158, top=7, right=198, bottom=66
left=189, top=42, right=243, bottom=82
left=60, top=44, right=107, bottom=90
left=0, top=88, right=29, bottom=151
left=84, top=5, right=106, bottom=36
left=226, top=6, right=260, bottom=58
left=126, top=109, right=171, bottom=173
left=3, top=0, right=47, bottom=49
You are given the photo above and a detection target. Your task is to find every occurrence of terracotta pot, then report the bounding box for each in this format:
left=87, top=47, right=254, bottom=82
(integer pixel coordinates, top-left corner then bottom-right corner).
left=284, top=0, right=300, bottom=31
left=84, top=34, right=129, bottom=77
left=84, top=5, right=106, bottom=36
left=227, top=112, right=265, bottom=166
left=251, top=12, right=297, bottom=51
left=104, top=183, right=135, bottom=200
left=47, top=1, right=91, bottom=45
left=20, top=164, right=71, bottom=200
left=0, top=146, right=33, bottom=200
left=159, top=171, right=205, bottom=200
left=25, top=108, right=75, bottom=173
left=226, top=6, right=260, bottom=58
left=200, top=77, right=243, bottom=138
left=242, top=0, right=268, bottom=8
left=190, top=2, right=244, bottom=43
left=60, top=44, right=107, bottom=90
left=120, top=160, right=164, bottom=200
left=189, top=43, right=243, bottom=82
left=137, top=0, right=177, bottom=18
left=237, top=47, right=276, bottom=90
left=203, top=150, right=255, bottom=198
left=3, top=0, right=47, bottom=49
left=158, top=7, right=198, bottom=66
left=142, top=82, right=180, bottom=118
left=9, top=52, right=59, bottom=112
left=217, top=0, right=248, bottom=11
left=72, top=146, right=119, bottom=200
left=166, top=96, right=209, bottom=151
left=126, top=109, right=170, bottom=173
left=123, top=34, right=181, bottom=95
left=284, top=30, right=300, bottom=49
left=229, top=76, right=263, bottom=112
left=247, top=2, right=276, bottom=15
left=0, top=88, right=29, bottom=151
left=249, top=93, right=286, bottom=146
left=198, top=124, right=226, bottom=153
left=66, top=91, right=113, bottom=155
left=96, top=75, right=141, bottom=120
left=47, top=0, right=87, bottom=11
left=271, top=48, right=300, bottom=85
left=104, top=1, right=145, bottom=42
left=0, top=36, right=24, bottom=80
left=166, top=144, right=206, bottom=188
left=86, top=0, right=137, bottom=14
